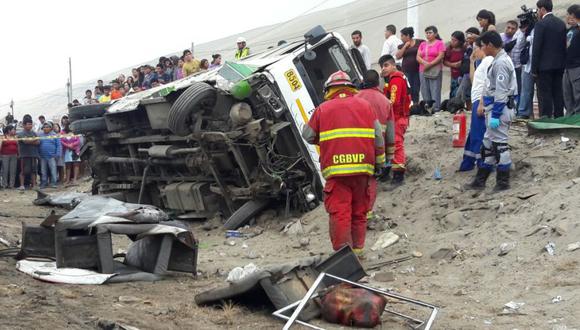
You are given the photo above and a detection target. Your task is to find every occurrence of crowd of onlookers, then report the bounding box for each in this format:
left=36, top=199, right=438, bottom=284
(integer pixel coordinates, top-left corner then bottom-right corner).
left=76, top=50, right=226, bottom=107
left=0, top=113, right=82, bottom=190
left=354, top=1, right=580, bottom=118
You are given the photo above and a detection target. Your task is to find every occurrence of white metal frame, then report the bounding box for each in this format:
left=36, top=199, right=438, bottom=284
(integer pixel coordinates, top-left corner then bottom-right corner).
left=272, top=272, right=439, bottom=330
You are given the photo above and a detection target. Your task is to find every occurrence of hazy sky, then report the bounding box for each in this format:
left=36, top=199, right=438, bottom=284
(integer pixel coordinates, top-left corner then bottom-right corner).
left=0, top=0, right=355, bottom=107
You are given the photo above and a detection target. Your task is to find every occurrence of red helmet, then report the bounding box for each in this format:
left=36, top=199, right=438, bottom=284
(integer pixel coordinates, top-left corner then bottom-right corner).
left=324, top=70, right=354, bottom=90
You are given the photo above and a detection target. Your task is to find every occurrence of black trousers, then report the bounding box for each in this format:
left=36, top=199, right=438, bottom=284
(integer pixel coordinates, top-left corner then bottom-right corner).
left=405, top=71, right=421, bottom=104
left=537, top=69, right=564, bottom=118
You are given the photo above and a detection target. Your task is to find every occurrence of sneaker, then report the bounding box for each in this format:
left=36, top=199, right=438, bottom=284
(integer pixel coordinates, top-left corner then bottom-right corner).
left=50, top=184, right=58, bottom=189
left=17, top=186, right=25, bottom=190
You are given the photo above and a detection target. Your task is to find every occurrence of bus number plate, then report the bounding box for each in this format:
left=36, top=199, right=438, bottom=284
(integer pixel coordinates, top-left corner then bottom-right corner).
left=285, top=69, right=302, bottom=92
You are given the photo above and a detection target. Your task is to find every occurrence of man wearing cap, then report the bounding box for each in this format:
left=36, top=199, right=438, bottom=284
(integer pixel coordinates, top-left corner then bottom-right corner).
left=235, top=37, right=250, bottom=60
left=302, top=71, right=385, bottom=255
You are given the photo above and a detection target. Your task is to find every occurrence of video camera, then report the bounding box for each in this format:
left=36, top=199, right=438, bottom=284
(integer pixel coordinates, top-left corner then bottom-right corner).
left=517, top=5, right=538, bottom=27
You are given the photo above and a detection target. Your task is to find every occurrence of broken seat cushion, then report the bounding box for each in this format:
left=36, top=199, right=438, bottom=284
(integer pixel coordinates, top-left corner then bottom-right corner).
left=320, top=283, right=387, bottom=328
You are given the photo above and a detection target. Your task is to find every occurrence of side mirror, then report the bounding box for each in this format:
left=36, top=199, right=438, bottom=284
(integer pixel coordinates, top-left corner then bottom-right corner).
left=304, top=25, right=328, bottom=45
left=304, top=49, right=317, bottom=61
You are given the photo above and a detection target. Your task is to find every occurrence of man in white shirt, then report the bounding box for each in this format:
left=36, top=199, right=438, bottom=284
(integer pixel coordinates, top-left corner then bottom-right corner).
left=381, top=25, right=403, bottom=62
left=36, top=115, right=46, bottom=133
left=351, top=30, right=372, bottom=69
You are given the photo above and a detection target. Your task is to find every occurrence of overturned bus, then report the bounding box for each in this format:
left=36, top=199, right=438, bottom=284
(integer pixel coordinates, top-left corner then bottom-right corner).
left=70, top=26, right=368, bottom=229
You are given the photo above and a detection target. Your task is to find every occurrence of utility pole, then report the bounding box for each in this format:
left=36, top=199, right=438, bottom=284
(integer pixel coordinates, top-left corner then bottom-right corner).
left=68, top=57, right=73, bottom=102
left=407, top=0, right=420, bottom=32
left=9, top=99, right=14, bottom=120
left=66, top=79, right=72, bottom=103
left=191, top=42, right=195, bottom=56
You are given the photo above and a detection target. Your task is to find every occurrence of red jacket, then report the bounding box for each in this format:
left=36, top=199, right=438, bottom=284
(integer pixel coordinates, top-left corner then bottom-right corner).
left=383, top=71, right=411, bottom=118
left=356, top=88, right=395, bottom=161
left=303, top=90, right=385, bottom=179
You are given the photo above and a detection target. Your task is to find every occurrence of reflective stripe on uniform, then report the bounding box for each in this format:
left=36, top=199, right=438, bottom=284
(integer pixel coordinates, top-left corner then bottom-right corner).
left=392, top=163, right=406, bottom=169
left=376, top=153, right=386, bottom=164
left=463, top=150, right=481, bottom=159
left=319, top=128, right=375, bottom=142
left=322, top=163, right=374, bottom=178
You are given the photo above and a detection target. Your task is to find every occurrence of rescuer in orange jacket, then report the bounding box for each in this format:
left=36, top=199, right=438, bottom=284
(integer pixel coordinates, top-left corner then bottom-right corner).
left=302, top=71, right=386, bottom=254
left=356, top=69, right=396, bottom=220
left=380, top=55, right=412, bottom=186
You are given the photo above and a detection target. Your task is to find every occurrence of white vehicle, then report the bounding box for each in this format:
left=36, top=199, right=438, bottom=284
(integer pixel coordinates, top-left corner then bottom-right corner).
left=70, top=26, right=368, bottom=228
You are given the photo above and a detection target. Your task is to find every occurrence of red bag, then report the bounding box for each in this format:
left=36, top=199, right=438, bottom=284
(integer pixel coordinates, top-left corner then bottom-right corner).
left=320, top=283, right=387, bottom=328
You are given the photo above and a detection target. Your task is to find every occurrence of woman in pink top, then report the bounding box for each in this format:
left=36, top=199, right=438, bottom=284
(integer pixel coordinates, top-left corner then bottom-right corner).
left=417, top=25, right=446, bottom=112
left=61, top=127, right=81, bottom=185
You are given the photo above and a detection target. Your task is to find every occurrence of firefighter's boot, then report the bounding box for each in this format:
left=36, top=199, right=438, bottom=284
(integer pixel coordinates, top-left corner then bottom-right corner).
left=493, top=169, right=510, bottom=192
left=465, top=167, right=492, bottom=190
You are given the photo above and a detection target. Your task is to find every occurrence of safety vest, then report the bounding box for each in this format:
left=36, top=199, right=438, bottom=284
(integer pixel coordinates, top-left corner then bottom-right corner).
left=312, top=91, right=380, bottom=179
left=235, top=47, right=250, bottom=60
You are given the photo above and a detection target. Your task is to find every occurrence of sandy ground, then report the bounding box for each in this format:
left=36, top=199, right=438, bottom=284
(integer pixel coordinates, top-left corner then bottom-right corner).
left=1, top=112, right=580, bottom=330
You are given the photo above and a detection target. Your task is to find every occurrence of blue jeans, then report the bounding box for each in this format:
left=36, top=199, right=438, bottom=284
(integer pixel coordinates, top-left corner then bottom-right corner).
left=40, top=157, right=57, bottom=187
left=518, top=71, right=535, bottom=117
left=450, top=78, right=460, bottom=98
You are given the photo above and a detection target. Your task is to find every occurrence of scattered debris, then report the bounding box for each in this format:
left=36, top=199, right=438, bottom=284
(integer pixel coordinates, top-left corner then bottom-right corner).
left=365, top=251, right=423, bottom=271
left=245, top=250, right=259, bottom=260
left=566, top=242, right=580, bottom=252
left=430, top=248, right=457, bottom=261
left=118, top=296, right=142, bottom=304
left=373, top=271, right=395, bottom=282
left=238, top=226, right=265, bottom=238
left=551, top=296, right=562, bottom=304
left=0, top=237, right=11, bottom=247
left=454, top=289, right=468, bottom=296
left=517, top=192, right=540, bottom=200
left=299, top=237, right=310, bottom=247
left=502, top=301, right=525, bottom=314
left=282, top=220, right=304, bottom=236
left=499, top=242, right=516, bottom=256
left=545, top=242, right=556, bottom=256
left=370, top=231, right=400, bottom=251
left=433, top=166, right=442, bottom=180
left=16, top=260, right=115, bottom=285
left=224, top=240, right=237, bottom=246
left=525, top=225, right=550, bottom=237
left=226, top=263, right=259, bottom=283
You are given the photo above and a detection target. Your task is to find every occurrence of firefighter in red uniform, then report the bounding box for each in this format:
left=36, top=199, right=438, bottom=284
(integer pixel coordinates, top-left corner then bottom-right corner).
left=379, top=55, right=412, bottom=186
left=302, top=71, right=386, bottom=254
left=356, top=69, right=396, bottom=219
